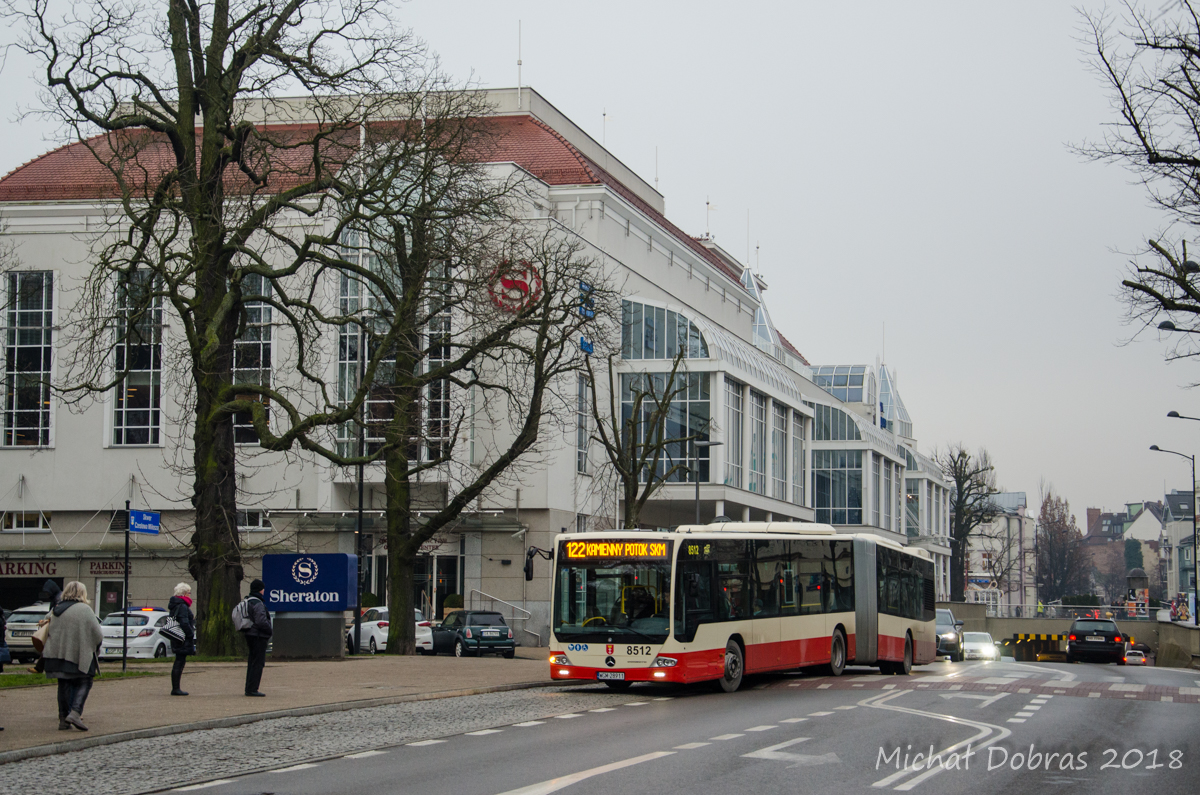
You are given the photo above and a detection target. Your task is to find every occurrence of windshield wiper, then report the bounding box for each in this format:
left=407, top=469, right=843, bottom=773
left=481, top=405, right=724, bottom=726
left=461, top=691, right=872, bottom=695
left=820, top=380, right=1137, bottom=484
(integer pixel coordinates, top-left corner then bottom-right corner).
left=609, top=623, right=664, bottom=642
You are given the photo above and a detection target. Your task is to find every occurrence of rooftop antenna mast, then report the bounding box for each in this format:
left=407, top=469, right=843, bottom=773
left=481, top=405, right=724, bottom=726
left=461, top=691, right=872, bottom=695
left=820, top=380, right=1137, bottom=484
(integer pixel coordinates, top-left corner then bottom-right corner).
left=603, top=108, right=607, bottom=145
left=517, top=21, right=523, bottom=109
left=706, top=197, right=717, bottom=236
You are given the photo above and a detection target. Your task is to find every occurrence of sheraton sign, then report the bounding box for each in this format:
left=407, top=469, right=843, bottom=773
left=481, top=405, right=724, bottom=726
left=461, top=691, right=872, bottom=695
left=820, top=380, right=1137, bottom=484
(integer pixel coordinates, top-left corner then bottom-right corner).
left=0, top=561, right=59, bottom=577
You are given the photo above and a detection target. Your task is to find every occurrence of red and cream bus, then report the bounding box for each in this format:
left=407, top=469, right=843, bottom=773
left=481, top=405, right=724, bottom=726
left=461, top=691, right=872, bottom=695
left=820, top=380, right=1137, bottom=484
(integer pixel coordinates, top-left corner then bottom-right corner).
left=549, top=522, right=936, bottom=692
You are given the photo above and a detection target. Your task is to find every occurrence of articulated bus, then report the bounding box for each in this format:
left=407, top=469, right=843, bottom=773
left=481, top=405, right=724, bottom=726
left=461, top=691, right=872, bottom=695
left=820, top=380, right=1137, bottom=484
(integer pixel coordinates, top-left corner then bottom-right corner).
left=549, top=522, right=936, bottom=692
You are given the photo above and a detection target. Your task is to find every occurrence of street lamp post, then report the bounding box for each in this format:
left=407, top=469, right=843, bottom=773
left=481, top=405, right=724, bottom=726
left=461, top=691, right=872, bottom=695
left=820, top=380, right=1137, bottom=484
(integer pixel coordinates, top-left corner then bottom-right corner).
left=693, top=440, right=722, bottom=524
left=1150, top=444, right=1199, bottom=626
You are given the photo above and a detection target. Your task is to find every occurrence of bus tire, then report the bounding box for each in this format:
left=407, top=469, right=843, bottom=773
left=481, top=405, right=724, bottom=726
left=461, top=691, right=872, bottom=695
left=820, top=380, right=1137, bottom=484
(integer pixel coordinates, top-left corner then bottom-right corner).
left=897, top=635, right=912, bottom=676
left=718, top=639, right=744, bottom=693
left=828, top=630, right=847, bottom=677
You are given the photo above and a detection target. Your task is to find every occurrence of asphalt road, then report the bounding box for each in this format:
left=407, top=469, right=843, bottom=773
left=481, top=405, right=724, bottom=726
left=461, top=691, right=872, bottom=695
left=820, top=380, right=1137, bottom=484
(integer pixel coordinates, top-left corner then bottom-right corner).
left=152, top=659, right=1199, bottom=795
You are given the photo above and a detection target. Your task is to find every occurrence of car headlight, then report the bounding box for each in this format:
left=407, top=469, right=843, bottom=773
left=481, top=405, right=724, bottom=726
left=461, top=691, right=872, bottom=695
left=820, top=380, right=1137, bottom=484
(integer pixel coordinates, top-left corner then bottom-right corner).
left=940, top=632, right=957, bottom=640
left=549, top=653, right=570, bottom=665
left=650, top=656, right=678, bottom=668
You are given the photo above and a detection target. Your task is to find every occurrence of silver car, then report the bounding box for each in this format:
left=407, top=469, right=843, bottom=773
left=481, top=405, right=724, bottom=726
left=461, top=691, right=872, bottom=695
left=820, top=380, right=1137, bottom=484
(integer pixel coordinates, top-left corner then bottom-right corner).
left=962, top=631, right=998, bottom=660
left=99, top=608, right=172, bottom=659
left=4, top=603, right=52, bottom=664
left=346, top=607, right=433, bottom=654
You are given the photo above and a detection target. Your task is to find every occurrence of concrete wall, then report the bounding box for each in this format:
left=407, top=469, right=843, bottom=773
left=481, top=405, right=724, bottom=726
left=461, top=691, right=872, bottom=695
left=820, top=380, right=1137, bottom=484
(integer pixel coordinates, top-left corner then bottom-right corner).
left=937, top=601, right=1159, bottom=654
left=1157, top=621, right=1200, bottom=668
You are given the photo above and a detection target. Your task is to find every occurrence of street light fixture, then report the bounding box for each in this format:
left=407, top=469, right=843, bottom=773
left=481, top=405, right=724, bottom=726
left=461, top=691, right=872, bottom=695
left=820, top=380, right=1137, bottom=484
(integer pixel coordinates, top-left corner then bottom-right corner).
left=1150, top=444, right=1199, bottom=626
left=693, top=440, right=722, bottom=524
left=1167, top=410, right=1200, bottom=421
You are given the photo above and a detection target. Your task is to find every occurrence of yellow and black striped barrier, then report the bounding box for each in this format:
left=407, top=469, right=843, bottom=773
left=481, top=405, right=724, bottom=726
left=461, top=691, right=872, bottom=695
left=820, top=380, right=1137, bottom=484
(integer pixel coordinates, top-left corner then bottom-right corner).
left=1013, top=633, right=1135, bottom=643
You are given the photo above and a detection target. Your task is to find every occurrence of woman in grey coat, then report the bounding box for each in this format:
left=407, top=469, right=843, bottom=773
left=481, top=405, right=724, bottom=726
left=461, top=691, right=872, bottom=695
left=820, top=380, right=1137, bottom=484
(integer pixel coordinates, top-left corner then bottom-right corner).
left=42, top=581, right=103, bottom=731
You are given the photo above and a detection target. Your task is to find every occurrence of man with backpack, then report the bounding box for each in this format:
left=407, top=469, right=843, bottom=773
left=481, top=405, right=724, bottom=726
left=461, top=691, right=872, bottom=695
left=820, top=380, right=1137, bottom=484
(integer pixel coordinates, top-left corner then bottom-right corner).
left=233, top=579, right=272, bottom=697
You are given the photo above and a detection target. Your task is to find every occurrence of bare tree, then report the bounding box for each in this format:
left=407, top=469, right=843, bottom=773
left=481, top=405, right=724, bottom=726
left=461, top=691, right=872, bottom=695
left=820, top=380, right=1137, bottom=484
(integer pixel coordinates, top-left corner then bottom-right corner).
left=936, top=444, right=999, bottom=602
left=585, top=350, right=705, bottom=530
left=1078, top=3, right=1200, bottom=366
left=6, top=0, right=426, bottom=653
left=1036, top=489, right=1088, bottom=603
left=973, top=515, right=1022, bottom=598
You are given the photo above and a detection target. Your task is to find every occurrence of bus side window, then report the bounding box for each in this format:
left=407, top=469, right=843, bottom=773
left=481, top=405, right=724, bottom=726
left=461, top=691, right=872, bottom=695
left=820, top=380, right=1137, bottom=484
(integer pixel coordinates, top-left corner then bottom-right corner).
left=674, top=560, right=715, bottom=642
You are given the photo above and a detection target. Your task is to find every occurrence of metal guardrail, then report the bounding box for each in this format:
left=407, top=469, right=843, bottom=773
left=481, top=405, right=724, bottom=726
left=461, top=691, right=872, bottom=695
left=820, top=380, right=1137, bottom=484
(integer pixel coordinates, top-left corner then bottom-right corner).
left=965, top=600, right=1158, bottom=620
left=468, top=589, right=539, bottom=646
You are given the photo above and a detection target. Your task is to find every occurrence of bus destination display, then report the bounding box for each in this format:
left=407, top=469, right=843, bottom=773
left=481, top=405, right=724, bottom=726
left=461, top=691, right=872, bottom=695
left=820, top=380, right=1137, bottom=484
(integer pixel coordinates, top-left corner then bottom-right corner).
left=563, top=540, right=670, bottom=560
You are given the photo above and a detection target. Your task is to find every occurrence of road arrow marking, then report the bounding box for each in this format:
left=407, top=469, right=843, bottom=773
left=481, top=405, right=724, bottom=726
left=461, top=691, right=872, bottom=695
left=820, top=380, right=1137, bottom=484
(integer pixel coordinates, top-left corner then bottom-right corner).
left=741, top=737, right=840, bottom=767
left=937, top=692, right=1009, bottom=708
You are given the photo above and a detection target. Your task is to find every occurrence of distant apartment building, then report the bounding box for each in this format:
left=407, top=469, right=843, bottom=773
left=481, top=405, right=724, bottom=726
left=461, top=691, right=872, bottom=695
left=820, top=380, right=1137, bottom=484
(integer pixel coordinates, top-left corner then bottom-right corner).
left=965, top=492, right=1037, bottom=615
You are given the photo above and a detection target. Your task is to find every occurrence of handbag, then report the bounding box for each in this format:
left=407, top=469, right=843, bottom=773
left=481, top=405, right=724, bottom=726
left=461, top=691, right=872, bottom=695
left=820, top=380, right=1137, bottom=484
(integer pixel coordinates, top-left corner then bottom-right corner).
left=31, top=619, right=51, bottom=654
left=161, top=616, right=187, bottom=644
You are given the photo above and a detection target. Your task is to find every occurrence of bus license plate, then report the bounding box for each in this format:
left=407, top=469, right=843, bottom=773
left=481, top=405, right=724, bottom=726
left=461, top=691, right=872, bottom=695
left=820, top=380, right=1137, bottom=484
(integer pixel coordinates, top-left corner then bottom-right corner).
left=1086, top=635, right=1104, bottom=642
left=596, top=671, right=625, bottom=681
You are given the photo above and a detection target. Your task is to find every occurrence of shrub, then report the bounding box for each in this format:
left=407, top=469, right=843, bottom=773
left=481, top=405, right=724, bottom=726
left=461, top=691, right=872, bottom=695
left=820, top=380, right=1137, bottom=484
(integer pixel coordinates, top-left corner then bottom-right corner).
left=443, top=593, right=463, bottom=608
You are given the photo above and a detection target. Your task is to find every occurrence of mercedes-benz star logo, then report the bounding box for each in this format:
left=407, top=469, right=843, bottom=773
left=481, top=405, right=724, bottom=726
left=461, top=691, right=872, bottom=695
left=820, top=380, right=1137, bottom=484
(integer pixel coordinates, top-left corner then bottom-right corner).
left=605, top=656, right=616, bottom=668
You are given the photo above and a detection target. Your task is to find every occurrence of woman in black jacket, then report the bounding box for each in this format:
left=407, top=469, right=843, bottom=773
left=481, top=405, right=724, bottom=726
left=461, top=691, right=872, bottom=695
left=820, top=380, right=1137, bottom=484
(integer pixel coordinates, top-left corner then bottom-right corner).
left=167, top=583, right=196, bottom=696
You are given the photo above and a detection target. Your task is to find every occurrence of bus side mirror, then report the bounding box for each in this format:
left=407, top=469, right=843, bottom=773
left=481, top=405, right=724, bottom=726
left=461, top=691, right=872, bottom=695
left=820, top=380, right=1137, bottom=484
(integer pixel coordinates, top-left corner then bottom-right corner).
left=524, top=548, right=536, bottom=581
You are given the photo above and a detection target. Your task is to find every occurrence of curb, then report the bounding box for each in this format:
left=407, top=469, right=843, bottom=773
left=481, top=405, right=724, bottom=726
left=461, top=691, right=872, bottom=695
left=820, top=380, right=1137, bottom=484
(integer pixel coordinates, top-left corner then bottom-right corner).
left=0, top=679, right=571, bottom=766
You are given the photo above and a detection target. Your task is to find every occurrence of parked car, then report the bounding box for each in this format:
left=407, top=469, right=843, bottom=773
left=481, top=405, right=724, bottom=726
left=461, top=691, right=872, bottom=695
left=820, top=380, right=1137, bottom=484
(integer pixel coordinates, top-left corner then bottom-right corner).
left=936, top=608, right=964, bottom=661
left=99, top=607, right=171, bottom=660
left=345, top=607, right=433, bottom=654
left=431, top=610, right=515, bottom=658
left=3, top=603, right=52, bottom=664
left=962, top=631, right=998, bottom=660
left=1066, top=618, right=1127, bottom=665
left=1124, top=649, right=1147, bottom=666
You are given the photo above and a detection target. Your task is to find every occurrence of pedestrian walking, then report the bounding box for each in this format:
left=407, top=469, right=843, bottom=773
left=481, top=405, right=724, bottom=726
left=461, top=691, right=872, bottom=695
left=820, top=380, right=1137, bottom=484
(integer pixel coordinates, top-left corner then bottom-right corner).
left=168, top=582, right=196, bottom=696
left=240, top=579, right=272, bottom=697
left=41, top=581, right=103, bottom=731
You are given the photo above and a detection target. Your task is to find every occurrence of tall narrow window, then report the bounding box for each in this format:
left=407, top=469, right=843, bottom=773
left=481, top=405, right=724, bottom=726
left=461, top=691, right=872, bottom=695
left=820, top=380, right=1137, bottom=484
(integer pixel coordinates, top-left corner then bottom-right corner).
left=113, top=271, right=162, bottom=446
left=771, top=403, right=787, bottom=500
left=232, top=273, right=272, bottom=444
left=791, top=411, right=805, bottom=505
left=906, top=479, right=920, bottom=536
left=871, top=454, right=881, bottom=527
left=723, top=379, right=743, bottom=488
left=882, top=459, right=893, bottom=531
left=748, top=391, right=767, bottom=494
left=576, top=374, right=589, bottom=473
left=4, top=271, right=53, bottom=446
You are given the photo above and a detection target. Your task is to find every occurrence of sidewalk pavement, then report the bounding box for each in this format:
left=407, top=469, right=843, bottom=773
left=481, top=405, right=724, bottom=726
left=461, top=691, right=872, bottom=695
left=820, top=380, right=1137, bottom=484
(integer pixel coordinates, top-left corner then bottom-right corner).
left=0, top=648, right=554, bottom=760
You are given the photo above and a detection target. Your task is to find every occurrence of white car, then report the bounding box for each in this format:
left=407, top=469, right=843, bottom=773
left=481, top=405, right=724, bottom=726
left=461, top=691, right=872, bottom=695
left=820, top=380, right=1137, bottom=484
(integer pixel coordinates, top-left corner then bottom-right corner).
left=346, top=607, right=433, bottom=654
left=1124, top=649, right=1147, bottom=666
left=4, top=603, right=52, bottom=664
left=962, top=631, right=998, bottom=660
left=99, top=608, right=172, bottom=660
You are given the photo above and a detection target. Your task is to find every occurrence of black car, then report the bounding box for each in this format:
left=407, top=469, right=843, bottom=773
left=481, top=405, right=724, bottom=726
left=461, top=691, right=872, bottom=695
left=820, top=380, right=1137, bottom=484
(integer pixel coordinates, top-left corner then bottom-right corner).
left=432, top=610, right=516, bottom=658
left=1066, top=618, right=1126, bottom=665
left=936, top=608, right=964, bottom=661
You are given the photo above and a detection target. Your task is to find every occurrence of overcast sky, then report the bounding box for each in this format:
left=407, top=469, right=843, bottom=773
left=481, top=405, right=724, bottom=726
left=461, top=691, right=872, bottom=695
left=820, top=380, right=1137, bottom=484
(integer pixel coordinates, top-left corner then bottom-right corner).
left=1, top=1, right=1195, bottom=521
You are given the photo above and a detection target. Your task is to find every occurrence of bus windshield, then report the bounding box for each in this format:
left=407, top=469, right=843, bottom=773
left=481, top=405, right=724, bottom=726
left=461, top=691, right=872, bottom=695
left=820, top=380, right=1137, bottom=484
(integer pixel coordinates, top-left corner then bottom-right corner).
left=553, top=538, right=673, bottom=643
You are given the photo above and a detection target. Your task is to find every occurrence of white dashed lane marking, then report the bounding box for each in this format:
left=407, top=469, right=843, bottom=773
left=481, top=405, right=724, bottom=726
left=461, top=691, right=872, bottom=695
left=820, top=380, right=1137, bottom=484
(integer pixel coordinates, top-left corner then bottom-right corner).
left=1007, top=718, right=1026, bottom=724
left=174, top=783, right=236, bottom=792
left=781, top=718, right=808, bottom=723
left=674, top=742, right=711, bottom=749
left=555, top=713, right=583, bottom=719
left=344, top=750, right=386, bottom=759
left=270, top=763, right=319, bottom=773
left=745, top=725, right=777, bottom=731
left=624, top=702, right=648, bottom=706
left=588, top=708, right=616, bottom=713
left=466, top=729, right=504, bottom=736
left=514, top=721, right=544, bottom=727
left=711, top=733, right=745, bottom=740
left=407, top=739, right=446, bottom=746
left=808, top=711, right=834, bottom=716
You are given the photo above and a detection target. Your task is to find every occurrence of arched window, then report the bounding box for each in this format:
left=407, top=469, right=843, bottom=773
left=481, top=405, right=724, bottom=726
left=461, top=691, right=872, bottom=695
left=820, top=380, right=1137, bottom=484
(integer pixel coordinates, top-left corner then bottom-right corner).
left=621, top=300, right=709, bottom=360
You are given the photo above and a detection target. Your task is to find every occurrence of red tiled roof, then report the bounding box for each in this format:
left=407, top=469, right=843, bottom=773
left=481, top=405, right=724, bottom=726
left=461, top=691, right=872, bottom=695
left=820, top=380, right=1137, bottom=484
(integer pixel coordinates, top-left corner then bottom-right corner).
left=777, top=332, right=810, bottom=366
left=0, top=114, right=746, bottom=289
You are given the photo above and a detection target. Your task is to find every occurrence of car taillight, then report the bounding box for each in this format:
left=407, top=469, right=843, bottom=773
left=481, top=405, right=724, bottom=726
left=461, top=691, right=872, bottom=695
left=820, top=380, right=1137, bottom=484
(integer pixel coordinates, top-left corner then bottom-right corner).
left=1069, top=634, right=1076, bottom=641
left=378, top=621, right=389, bottom=628
left=138, top=629, right=153, bottom=637
left=417, top=621, right=432, bottom=627
left=465, top=628, right=473, bottom=639
left=1114, top=636, right=1121, bottom=643
left=508, top=629, right=513, bottom=639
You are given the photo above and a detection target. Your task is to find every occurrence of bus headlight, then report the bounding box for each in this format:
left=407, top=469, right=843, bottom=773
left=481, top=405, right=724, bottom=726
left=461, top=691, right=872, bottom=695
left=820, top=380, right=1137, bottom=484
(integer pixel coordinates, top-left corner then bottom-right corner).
left=549, top=653, right=570, bottom=666
left=650, top=656, right=678, bottom=668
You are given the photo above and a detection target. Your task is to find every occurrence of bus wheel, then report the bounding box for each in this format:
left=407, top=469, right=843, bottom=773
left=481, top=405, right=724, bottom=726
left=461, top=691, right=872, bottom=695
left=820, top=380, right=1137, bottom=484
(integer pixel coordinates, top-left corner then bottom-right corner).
left=897, top=636, right=912, bottom=676
left=719, top=639, right=744, bottom=693
left=828, top=630, right=846, bottom=677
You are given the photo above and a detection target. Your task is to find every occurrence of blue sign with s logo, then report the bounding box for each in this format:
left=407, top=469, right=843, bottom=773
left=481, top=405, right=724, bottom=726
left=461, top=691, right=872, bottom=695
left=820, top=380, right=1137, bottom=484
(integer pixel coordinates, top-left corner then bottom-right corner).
left=262, top=553, right=358, bottom=612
